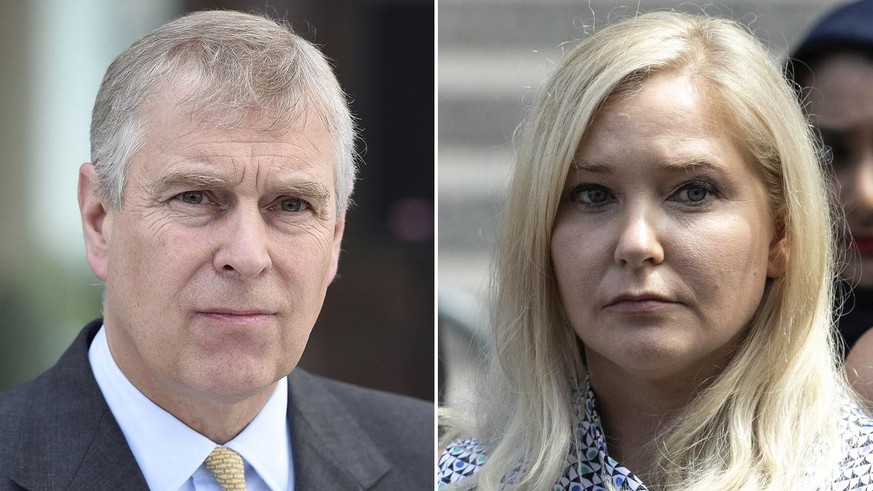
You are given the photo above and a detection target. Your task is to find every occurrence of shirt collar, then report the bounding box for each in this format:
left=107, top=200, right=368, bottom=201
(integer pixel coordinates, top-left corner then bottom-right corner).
left=563, top=377, right=647, bottom=490
left=226, top=375, right=290, bottom=491
left=89, top=325, right=290, bottom=491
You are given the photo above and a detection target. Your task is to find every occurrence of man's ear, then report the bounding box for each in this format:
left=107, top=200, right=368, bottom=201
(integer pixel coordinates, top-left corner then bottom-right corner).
left=328, top=218, right=345, bottom=283
left=79, top=163, right=111, bottom=281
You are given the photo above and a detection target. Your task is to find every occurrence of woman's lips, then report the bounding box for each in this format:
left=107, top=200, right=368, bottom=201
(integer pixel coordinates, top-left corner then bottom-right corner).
left=604, top=299, right=678, bottom=314
left=604, top=294, right=679, bottom=314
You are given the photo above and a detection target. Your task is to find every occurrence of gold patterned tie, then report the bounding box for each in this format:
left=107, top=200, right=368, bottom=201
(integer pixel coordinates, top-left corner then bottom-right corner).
left=204, top=446, right=248, bottom=490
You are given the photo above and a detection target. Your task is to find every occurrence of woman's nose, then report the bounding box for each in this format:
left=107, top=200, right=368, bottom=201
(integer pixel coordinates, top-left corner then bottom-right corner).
left=613, top=208, right=665, bottom=267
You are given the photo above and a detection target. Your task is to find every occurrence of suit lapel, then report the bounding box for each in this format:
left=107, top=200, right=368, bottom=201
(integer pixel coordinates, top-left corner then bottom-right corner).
left=65, top=411, right=149, bottom=490
left=288, top=370, right=391, bottom=490
left=9, top=324, right=397, bottom=490
left=8, top=320, right=148, bottom=490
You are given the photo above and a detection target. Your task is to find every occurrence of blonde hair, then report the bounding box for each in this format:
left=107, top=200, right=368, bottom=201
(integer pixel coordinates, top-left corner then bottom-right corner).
left=90, top=10, right=357, bottom=217
left=443, top=11, right=853, bottom=490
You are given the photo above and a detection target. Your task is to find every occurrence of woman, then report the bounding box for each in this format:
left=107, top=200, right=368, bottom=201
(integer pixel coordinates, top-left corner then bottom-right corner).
left=438, top=12, right=873, bottom=490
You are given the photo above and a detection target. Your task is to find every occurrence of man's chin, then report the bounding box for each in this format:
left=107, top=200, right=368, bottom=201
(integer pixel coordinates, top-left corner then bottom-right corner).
left=192, top=379, right=280, bottom=406
left=178, top=361, right=289, bottom=404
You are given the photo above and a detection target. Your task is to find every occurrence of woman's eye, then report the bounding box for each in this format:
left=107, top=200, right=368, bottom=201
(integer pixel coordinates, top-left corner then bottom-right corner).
left=673, top=182, right=715, bottom=204
left=279, top=198, right=309, bottom=212
left=178, top=191, right=206, bottom=204
left=570, top=185, right=614, bottom=206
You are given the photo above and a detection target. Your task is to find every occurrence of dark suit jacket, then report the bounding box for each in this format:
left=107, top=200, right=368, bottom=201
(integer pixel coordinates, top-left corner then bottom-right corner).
left=0, top=319, right=433, bottom=490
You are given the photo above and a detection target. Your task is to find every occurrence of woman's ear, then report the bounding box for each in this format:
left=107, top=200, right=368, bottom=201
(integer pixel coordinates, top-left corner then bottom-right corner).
left=767, top=234, right=788, bottom=278
left=79, top=163, right=111, bottom=281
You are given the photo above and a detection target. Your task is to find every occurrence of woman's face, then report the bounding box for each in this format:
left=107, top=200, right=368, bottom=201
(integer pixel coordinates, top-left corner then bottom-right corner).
left=551, top=72, right=783, bottom=382
left=806, top=52, right=873, bottom=288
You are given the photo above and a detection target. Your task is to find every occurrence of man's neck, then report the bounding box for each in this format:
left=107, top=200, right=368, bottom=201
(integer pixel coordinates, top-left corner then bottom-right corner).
left=135, top=378, right=276, bottom=444
left=105, top=327, right=276, bottom=443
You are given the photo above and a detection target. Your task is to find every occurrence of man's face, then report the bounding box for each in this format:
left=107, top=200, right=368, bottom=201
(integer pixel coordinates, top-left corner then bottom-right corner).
left=81, top=95, right=344, bottom=405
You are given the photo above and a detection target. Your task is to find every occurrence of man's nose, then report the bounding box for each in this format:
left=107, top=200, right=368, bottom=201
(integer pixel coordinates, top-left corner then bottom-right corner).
left=214, top=206, right=272, bottom=279
left=613, top=207, right=665, bottom=268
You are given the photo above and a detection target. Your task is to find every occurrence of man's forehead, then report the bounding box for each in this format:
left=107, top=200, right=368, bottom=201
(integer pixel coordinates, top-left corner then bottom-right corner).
left=151, top=157, right=332, bottom=187
left=156, top=137, right=327, bottom=164
left=140, top=83, right=329, bottom=144
left=133, top=97, right=336, bottom=175
left=148, top=113, right=328, bottom=153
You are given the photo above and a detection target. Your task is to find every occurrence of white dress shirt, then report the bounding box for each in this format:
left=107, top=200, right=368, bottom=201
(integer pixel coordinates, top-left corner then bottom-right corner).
left=89, top=326, right=294, bottom=491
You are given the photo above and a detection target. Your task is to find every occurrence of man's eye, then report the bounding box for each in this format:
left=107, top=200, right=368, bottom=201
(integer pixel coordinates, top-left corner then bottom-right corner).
left=178, top=191, right=205, bottom=204
left=279, top=198, right=308, bottom=212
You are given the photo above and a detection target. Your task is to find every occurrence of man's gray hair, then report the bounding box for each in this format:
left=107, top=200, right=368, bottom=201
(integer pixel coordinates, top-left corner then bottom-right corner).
left=90, top=10, right=357, bottom=216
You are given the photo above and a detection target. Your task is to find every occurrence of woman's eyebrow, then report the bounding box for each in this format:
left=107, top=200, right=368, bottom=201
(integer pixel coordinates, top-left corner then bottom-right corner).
left=660, top=158, right=726, bottom=173
left=569, top=158, right=725, bottom=173
left=569, top=159, right=612, bottom=173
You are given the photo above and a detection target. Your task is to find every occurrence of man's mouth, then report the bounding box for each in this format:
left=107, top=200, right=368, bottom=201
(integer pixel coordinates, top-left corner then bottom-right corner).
left=194, top=309, right=277, bottom=327
left=199, top=309, right=275, bottom=316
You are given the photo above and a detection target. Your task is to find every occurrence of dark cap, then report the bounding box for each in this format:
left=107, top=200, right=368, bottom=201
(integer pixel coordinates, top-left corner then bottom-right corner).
left=791, top=0, right=873, bottom=65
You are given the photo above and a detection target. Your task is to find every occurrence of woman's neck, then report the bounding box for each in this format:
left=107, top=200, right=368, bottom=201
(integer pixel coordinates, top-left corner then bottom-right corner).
left=584, top=350, right=725, bottom=479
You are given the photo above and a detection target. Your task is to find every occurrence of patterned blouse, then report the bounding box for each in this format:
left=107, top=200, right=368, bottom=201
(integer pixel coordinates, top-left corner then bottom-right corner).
left=438, top=381, right=873, bottom=490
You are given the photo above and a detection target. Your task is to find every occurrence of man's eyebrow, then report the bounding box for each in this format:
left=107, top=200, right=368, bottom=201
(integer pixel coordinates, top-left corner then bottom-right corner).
left=147, top=168, right=333, bottom=208
left=274, top=181, right=332, bottom=203
left=148, top=171, right=229, bottom=195
left=272, top=181, right=333, bottom=219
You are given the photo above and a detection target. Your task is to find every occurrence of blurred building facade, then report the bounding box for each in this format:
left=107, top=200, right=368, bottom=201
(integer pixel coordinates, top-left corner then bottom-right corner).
left=0, top=0, right=434, bottom=402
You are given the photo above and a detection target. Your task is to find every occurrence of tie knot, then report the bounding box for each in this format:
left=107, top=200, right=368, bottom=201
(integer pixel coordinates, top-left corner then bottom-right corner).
left=204, top=446, right=247, bottom=490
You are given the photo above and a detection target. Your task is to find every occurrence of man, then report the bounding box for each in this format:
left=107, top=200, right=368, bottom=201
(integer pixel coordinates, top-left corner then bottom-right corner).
left=788, top=0, right=873, bottom=399
left=0, top=10, right=432, bottom=490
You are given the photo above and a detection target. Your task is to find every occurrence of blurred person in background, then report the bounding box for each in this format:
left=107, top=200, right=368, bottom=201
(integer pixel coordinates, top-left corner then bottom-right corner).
left=439, top=11, right=873, bottom=490
left=788, top=0, right=873, bottom=403
left=0, top=10, right=431, bottom=490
